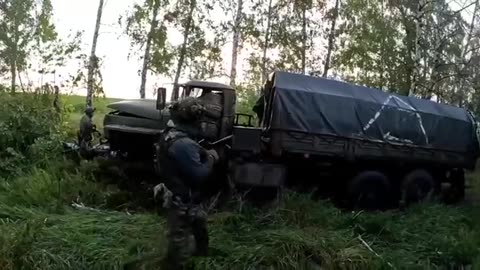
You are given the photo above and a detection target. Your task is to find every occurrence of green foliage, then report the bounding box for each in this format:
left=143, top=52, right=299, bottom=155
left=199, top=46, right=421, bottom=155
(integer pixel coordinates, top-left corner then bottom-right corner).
left=1, top=184, right=479, bottom=269
left=272, top=0, right=326, bottom=74
left=121, top=0, right=174, bottom=75
left=336, top=0, right=410, bottom=93
left=0, top=0, right=58, bottom=91
left=70, top=53, right=105, bottom=99
left=335, top=0, right=476, bottom=101
left=0, top=90, right=67, bottom=177
left=0, top=204, right=165, bottom=270
left=235, top=82, right=260, bottom=115
left=33, top=30, right=83, bottom=76
left=170, top=0, right=226, bottom=81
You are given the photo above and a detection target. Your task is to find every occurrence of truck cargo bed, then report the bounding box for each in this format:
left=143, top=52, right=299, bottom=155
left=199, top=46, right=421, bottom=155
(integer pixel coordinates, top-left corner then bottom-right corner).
left=271, top=130, right=476, bottom=169
left=258, top=71, right=480, bottom=169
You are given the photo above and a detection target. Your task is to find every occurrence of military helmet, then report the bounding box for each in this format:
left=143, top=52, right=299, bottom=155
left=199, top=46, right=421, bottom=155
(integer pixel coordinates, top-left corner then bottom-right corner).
left=85, top=106, right=95, bottom=114
left=169, top=97, right=205, bottom=124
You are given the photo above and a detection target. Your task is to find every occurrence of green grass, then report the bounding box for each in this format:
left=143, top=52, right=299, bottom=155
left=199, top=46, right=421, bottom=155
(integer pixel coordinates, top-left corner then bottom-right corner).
left=1, top=161, right=480, bottom=269
left=61, top=95, right=122, bottom=114
left=1, top=93, right=480, bottom=269
left=61, top=94, right=122, bottom=132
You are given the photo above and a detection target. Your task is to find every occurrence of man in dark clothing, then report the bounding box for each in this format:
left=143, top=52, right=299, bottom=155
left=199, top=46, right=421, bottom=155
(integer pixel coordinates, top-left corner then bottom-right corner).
left=154, top=98, right=219, bottom=270
left=252, top=93, right=265, bottom=125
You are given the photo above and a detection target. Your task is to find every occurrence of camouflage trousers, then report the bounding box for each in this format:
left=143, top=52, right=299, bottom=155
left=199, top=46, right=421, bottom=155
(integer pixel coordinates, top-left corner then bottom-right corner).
left=165, top=196, right=208, bottom=270
left=78, top=136, right=93, bottom=159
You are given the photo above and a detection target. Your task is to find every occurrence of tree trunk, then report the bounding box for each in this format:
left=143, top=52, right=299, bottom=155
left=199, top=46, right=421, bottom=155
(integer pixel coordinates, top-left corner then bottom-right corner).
left=17, top=67, right=25, bottom=91
left=379, top=0, right=384, bottom=89
left=456, top=0, right=479, bottom=105
left=429, top=3, right=442, bottom=100
left=86, top=0, right=104, bottom=108
left=409, top=0, right=427, bottom=97
left=261, top=0, right=274, bottom=83
left=53, top=85, right=60, bottom=112
left=230, top=0, right=243, bottom=87
left=10, top=60, right=16, bottom=93
left=172, top=0, right=196, bottom=102
left=11, top=11, right=18, bottom=93
left=301, top=6, right=307, bottom=74
left=140, top=0, right=161, bottom=99
left=323, top=0, right=339, bottom=78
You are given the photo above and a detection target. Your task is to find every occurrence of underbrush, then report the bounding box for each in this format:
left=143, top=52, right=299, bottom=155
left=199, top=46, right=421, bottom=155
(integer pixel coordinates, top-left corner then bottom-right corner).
left=0, top=91, right=67, bottom=178
left=1, top=163, right=479, bottom=270
left=1, top=90, right=480, bottom=269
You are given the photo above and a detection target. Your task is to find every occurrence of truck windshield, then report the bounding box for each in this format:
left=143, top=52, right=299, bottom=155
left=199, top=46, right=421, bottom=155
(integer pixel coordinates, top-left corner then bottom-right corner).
left=188, top=88, right=222, bottom=98
left=189, top=87, right=203, bottom=98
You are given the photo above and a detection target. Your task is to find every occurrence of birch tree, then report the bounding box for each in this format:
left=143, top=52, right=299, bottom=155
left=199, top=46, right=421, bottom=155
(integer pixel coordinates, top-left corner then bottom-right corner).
left=323, top=0, right=340, bottom=77
left=86, top=0, right=104, bottom=107
left=231, top=0, right=244, bottom=86
left=278, top=0, right=326, bottom=74
left=121, top=0, right=173, bottom=98
left=139, top=0, right=160, bottom=99
left=220, top=0, right=246, bottom=87
left=242, top=0, right=278, bottom=87
left=455, top=0, right=479, bottom=106
left=261, top=0, right=274, bottom=82
left=336, top=0, right=403, bottom=91
left=409, top=0, right=428, bottom=96
left=0, top=0, right=56, bottom=93
left=171, top=0, right=196, bottom=101
left=168, top=0, right=226, bottom=99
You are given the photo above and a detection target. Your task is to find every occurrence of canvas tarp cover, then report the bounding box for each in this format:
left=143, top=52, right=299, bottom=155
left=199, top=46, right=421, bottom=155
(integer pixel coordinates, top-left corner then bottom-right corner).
left=269, top=71, right=478, bottom=153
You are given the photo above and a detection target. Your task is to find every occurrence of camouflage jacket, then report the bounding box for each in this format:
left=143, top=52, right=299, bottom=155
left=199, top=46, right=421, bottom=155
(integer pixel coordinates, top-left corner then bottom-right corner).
left=158, top=128, right=214, bottom=203
left=79, top=114, right=94, bottom=141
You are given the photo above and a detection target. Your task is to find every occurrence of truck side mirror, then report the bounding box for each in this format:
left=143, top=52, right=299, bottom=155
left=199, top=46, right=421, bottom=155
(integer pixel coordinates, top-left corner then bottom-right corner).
left=156, top=87, right=167, bottom=110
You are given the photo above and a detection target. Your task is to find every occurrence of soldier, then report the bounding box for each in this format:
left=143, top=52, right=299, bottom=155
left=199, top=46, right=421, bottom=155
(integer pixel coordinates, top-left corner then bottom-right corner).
left=154, top=97, right=219, bottom=270
left=78, top=106, right=98, bottom=158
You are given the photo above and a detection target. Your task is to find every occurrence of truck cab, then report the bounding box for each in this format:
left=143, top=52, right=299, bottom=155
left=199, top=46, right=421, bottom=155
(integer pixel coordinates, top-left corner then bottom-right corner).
left=103, top=80, right=238, bottom=162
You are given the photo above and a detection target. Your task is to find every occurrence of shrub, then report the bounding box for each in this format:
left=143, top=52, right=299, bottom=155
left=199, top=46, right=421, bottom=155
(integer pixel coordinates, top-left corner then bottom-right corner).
left=0, top=90, right=68, bottom=177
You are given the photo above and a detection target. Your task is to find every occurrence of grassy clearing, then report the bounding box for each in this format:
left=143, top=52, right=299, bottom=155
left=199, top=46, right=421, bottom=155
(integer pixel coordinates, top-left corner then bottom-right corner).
left=1, top=93, right=480, bottom=269
left=1, top=161, right=480, bottom=269
left=61, top=95, right=122, bottom=131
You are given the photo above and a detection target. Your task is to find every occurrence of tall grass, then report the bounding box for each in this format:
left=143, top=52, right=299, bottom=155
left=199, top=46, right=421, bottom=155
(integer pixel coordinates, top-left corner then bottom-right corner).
left=1, top=173, right=479, bottom=270
left=0, top=90, right=479, bottom=269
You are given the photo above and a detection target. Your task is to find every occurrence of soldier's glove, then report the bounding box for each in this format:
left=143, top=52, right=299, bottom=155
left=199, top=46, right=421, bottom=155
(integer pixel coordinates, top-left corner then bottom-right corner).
left=206, top=149, right=219, bottom=164
left=153, top=183, right=172, bottom=208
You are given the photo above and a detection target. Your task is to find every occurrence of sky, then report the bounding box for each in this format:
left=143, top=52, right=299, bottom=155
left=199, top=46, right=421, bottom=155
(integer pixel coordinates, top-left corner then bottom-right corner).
left=49, top=0, right=245, bottom=100
left=51, top=0, right=178, bottom=99
left=42, top=0, right=477, bottom=100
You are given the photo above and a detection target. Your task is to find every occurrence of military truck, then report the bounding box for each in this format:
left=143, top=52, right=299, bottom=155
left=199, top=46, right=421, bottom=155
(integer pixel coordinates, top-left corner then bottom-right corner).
left=102, top=80, right=236, bottom=164
left=102, top=71, right=480, bottom=208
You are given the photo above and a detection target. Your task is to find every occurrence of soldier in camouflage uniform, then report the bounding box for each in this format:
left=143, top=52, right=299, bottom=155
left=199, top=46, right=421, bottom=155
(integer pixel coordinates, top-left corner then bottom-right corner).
left=78, top=106, right=97, bottom=157
left=154, top=97, right=219, bottom=270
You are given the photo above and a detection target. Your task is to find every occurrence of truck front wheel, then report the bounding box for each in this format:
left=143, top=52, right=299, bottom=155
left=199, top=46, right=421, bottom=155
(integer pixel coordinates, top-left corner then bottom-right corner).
left=346, top=170, right=391, bottom=210
left=446, top=169, right=465, bottom=204
left=400, top=169, right=436, bottom=207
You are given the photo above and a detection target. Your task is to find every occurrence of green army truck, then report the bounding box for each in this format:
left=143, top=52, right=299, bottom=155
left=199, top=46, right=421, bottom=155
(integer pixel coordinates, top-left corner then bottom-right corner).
left=101, top=71, right=480, bottom=208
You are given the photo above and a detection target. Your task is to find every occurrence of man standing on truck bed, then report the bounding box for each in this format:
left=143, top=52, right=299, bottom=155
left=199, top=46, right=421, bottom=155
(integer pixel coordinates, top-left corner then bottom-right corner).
left=154, top=97, right=219, bottom=270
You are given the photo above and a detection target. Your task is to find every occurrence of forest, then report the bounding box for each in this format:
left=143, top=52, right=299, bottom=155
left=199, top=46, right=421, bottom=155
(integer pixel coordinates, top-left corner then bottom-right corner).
left=1, top=0, right=480, bottom=269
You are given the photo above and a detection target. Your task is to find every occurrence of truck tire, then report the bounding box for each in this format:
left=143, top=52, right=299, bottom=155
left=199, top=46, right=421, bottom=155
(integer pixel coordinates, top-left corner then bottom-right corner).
left=400, top=169, right=435, bottom=206
left=346, top=171, right=391, bottom=210
left=446, top=169, right=465, bottom=204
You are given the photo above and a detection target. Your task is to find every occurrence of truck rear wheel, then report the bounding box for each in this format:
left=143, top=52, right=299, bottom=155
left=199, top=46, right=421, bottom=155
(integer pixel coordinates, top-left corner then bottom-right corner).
left=445, top=169, right=465, bottom=204
left=400, top=169, right=435, bottom=206
left=346, top=170, right=391, bottom=210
